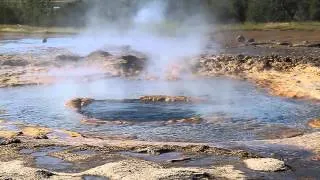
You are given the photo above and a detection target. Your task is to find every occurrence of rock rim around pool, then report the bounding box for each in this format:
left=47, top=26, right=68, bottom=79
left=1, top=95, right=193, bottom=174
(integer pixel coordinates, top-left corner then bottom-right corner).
left=244, top=158, right=286, bottom=172
left=65, top=97, right=94, bottom=111
left=139, top=95, right=206, bottom=103
left=308, top=119, right=320, bottom=128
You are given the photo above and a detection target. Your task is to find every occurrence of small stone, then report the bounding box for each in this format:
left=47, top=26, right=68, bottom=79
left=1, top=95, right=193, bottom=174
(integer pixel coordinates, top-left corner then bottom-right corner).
left=244, top=158, right=286, bottom=172
left=236, top=35, right=246, bottom=43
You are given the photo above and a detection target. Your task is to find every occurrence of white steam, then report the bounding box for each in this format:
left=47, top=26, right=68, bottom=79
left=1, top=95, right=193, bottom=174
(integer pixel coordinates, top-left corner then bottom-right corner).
left=134, top=1, right=166, bottom=24
left=69, top=0, right=211, bottom=79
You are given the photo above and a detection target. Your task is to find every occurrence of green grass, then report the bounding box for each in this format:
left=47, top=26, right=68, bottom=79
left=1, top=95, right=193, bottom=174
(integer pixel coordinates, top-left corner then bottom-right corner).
left=1, top=22, right=320, bottom=34
left=217, top=22, right=320, bottom=31
left=0, top=25, right=80, bottom=34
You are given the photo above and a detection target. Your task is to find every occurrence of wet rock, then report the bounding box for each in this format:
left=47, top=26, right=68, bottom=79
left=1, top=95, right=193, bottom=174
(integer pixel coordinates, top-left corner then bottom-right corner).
left=166, top=117, right=203, bottom=125
left=87, top=50, right=111, bottom=59
left=42, top=38, right=47, bottom=43
left=61, top=130, right=82, bottom=138
left=307, top=43, right=320, bottom=48
left=81, top=118, right=133, bottom=126
left=168, top=157, right=191, bottom=163
left=0, top=59, right=29, bottom=66
left=55, top=54, right=81, bottom=62
left=82, top=175, right=109, bottom=180
left=135, top=147, right=172, bottom=155
left=190, top=172, right=211, bottom=179
left=236, top=35, right=246, bottom=43
left=244, top=158, right=286, bottom=172
left=277, top=42, right=291, bottom=46
left=0, top=131, right=22, bottom=139
left=65, top=97, right=94, bottom=111
left=183, top=145, right=210, bottom=153
left=118, top=55, right=145, bottom=76
left=308, top=119, right=320, bottom=128
left=247, top=38, right=255, bottom=43
left=139, top=95, right=203, bottom=103
left=22, top=127, right=51, bottom=139
left=0, top=138, right=21, bottom=145
left=259, top=127, right=304, bottom=139
left=81, top=118, right=107, bottom=126
left=35, top=169, right=54, bottom=178
left=34, top=134, right=48, bottom=139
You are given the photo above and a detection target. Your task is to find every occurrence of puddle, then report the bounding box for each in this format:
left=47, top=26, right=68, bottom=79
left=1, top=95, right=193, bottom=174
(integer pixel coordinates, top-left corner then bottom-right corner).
left=120, top=151, right=241, bottom=167
left=82, top=175, right=109, bottom=180
left=121, top=151, right=185, bottom=163
left=20, top=146, right=73, bottom=171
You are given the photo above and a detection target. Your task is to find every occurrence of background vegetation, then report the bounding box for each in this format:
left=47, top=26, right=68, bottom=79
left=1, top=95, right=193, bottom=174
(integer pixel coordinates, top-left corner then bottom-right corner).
left=0, top=0, right=320, bottom=27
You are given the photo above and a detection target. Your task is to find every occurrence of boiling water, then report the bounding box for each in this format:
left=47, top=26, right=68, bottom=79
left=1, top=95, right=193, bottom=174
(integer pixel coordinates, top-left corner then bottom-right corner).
left=0, top=37, right=319, bottom=142
left=0, top=77, right=319, bottom=142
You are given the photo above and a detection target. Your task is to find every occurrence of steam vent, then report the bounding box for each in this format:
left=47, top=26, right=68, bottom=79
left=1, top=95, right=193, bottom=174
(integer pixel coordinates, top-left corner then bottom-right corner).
left=0, top=0, right=320, bottom=179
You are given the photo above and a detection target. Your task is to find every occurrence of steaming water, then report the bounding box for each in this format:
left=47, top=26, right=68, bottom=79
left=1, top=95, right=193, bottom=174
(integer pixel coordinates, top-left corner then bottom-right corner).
left=0, top=76, right=319, bottom=142
left=1, top=37, right=320, bottom=143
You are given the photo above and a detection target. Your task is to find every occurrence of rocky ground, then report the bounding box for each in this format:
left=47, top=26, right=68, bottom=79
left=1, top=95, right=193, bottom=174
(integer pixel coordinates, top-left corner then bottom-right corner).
left=0, top=119, right=316, bottom=180
left=0, top=30, right=320, bottom=179
left=0, top=48, right=147, bottom=88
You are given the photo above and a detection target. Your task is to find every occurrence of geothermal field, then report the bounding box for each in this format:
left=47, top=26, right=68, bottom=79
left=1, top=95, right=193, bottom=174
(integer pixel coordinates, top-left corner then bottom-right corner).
left=0, top=1, right=320, bottom=180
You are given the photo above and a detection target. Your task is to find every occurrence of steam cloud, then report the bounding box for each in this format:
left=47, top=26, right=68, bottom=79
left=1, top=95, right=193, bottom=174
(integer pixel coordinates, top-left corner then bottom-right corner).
left=70, top=0, right=211, bottom=79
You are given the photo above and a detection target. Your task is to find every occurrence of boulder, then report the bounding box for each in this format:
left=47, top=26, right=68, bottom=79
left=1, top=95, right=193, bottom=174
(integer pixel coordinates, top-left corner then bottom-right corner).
left=244, top=158, right=286, bottom=172
left=116, top=55, right=146, bottom=76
